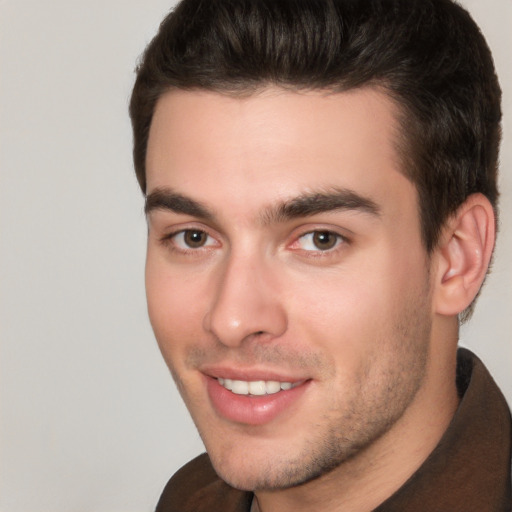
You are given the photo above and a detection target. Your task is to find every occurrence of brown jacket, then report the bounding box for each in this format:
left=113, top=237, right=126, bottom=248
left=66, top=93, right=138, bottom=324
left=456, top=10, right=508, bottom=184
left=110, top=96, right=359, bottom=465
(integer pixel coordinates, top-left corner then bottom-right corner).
left=156, top=349, right=512, bottom=511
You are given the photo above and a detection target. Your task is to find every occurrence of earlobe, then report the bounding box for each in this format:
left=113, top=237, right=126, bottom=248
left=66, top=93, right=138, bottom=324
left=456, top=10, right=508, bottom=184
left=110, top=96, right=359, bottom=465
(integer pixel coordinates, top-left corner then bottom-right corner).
left=434, top=194, right=496, bottom=316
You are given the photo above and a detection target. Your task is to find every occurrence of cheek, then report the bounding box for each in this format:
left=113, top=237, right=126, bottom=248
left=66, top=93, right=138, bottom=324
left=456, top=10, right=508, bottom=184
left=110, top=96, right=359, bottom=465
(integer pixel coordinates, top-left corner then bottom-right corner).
left=287, top=250, right=428, bottom=367
left=145, top=256, right=209, bottom=363
left=288, top=262, right=391, bottom=337
left=281, top=277, right=384, bottom=399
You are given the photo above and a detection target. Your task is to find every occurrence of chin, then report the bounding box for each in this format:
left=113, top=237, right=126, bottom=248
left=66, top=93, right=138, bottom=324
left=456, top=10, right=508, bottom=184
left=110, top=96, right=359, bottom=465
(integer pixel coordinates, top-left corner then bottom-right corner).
left=202, top=426, right=373, bottom=492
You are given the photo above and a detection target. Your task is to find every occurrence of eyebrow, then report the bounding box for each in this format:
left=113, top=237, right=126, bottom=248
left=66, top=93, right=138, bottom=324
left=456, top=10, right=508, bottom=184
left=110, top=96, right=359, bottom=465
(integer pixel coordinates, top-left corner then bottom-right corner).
left=145, top=188, right=214, bottom=219
left=145, top=186, right=381, bottom=223
left=260, top=188, right=381, bottom=225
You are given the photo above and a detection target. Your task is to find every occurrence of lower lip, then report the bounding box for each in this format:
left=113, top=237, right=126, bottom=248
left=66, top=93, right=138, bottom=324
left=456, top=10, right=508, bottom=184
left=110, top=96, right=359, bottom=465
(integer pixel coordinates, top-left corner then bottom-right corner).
left=206, top=377, right=310, bottom=426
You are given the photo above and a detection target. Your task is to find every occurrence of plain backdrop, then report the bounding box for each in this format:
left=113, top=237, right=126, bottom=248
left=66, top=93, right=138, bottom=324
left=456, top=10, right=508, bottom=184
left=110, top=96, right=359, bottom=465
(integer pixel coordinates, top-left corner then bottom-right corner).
left=0, top=1, right=510, bottom=511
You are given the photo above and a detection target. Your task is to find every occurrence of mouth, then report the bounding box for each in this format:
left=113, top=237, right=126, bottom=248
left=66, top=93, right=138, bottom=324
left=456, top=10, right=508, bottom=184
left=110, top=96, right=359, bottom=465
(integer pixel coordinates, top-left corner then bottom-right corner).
left=217, top=377, right=303, bottom=396
left=204, top=371, right=311, bottom=426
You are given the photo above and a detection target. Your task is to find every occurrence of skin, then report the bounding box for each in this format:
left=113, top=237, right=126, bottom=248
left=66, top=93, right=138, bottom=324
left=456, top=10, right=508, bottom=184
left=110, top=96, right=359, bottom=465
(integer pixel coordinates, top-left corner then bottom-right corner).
left=144, top=87, right=461, bottom=511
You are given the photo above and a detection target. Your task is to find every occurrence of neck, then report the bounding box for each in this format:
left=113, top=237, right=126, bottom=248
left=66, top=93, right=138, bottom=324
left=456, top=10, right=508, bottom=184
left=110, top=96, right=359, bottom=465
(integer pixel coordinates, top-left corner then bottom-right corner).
left=253, top=320, right=460, bottom=512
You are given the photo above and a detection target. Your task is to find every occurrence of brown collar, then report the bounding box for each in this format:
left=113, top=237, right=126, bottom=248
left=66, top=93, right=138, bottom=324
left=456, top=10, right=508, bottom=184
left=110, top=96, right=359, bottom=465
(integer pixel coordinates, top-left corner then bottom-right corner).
left=374, top=348, right=511, bottom=511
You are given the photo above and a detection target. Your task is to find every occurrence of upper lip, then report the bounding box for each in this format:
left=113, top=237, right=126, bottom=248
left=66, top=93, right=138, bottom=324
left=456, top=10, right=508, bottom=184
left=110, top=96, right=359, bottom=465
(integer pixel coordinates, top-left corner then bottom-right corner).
left=200, top=364, right=308, bottom=383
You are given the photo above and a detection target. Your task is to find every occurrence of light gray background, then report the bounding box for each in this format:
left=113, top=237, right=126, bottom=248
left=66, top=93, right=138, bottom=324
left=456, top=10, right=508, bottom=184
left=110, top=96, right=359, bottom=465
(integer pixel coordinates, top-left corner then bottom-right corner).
left=0, top=1, right=510, bottom=511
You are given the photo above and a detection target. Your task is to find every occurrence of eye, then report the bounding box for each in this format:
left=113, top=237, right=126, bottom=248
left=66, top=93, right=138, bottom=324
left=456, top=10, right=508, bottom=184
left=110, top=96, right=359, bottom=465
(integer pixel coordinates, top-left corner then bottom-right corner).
left=296, top=230, right=344, bottom=252
left=170, top=229, right=217, bottom=250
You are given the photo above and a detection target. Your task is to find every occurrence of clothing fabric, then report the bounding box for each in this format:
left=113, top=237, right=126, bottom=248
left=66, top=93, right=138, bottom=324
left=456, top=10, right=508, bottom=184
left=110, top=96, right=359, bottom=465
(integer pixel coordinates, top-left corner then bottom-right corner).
left=155, top=349, right=512, bottom=511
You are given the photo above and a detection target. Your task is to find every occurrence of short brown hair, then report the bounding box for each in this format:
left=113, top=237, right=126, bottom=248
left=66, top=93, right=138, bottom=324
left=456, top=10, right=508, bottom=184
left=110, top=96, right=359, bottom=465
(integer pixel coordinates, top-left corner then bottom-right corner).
left=130, top=0, right=501, bottom=253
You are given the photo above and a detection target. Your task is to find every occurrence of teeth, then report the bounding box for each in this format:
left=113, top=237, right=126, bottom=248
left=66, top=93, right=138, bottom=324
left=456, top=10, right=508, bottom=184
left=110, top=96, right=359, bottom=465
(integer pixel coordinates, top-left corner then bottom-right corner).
left=265, top=381, right=281, bottom=394
left=248, top=381, right=266, bottom=396
left=217, top=378, right=299, bottom=395
left=231, top=380, right=249, bottom=395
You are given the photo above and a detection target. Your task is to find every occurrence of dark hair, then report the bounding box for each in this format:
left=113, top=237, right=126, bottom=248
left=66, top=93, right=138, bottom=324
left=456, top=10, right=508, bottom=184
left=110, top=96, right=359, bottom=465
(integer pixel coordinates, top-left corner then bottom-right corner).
left=130, top=0, right=501, bottom=254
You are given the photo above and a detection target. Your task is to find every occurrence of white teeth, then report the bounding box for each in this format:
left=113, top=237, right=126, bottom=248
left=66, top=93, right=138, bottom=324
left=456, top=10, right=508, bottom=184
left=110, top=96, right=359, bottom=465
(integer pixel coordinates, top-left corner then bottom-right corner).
left=217, top=378, right=299, bottom=395
left=231, top=380, right=249, bottom=395
left=266, top=381, right=281, bottom=394
left=248, top=381, right=266, bottom=396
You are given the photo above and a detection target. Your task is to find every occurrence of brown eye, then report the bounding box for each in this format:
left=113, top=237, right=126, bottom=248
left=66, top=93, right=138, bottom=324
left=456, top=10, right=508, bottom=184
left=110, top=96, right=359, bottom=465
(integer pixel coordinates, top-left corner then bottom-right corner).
left=296, top=230, right=343, bottom=252
left=312, top=231, right=338, bottom=250
left=183, top=230, right=208, bottom=248
left=165, top=229, right=218, bottom=252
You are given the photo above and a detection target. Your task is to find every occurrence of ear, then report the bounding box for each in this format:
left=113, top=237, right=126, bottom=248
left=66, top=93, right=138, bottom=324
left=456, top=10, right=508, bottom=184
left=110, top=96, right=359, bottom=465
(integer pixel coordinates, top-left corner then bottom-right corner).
left=433, top=194, right=496, bottom=316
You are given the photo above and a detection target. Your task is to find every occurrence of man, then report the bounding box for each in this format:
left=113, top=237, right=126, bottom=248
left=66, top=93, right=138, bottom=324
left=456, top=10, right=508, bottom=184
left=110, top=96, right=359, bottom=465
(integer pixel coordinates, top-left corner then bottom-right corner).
left=130, top=0, right=511, bottom=510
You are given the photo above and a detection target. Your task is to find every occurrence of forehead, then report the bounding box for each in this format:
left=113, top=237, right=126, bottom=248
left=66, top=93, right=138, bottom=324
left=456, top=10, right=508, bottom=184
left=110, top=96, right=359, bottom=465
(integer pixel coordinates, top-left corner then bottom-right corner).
left=145, top=87, right=415, bottom=222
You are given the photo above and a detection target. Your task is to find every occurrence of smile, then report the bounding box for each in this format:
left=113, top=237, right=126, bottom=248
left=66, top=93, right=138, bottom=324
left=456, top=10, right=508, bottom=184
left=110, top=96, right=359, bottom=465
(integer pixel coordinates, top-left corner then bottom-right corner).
left=217, top=378, right=301, bottom=396
left=207, top=375, right=311, bottom=425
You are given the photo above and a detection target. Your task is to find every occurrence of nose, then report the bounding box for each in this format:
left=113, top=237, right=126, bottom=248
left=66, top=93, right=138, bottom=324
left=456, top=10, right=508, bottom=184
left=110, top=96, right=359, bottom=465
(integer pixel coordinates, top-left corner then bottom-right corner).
left=203, top=252, right=287, bottom=347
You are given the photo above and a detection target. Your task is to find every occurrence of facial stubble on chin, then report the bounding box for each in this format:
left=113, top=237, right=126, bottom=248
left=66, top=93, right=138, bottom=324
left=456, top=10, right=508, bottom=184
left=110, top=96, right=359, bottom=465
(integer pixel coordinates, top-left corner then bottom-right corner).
left=169, top=291, right=432, bottom=493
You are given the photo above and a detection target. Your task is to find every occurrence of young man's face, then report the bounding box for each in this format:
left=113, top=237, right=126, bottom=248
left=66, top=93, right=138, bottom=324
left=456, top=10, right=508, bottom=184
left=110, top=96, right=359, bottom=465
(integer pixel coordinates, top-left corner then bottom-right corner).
left=145, top=87, right=435, bottom=491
